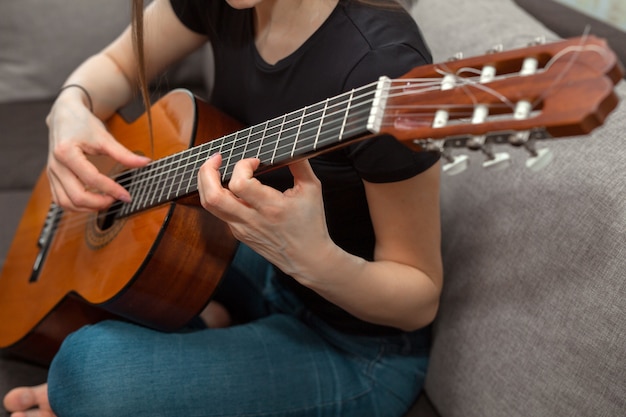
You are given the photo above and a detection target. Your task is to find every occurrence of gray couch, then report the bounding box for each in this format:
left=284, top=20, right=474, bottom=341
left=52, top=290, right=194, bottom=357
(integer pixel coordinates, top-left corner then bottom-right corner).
left=1, top=1, right=625, bottom=416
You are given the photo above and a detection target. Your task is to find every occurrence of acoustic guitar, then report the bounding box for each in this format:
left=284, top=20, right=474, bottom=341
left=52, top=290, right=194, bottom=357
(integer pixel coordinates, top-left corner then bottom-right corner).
left=0, top=36, right=622, bottom=365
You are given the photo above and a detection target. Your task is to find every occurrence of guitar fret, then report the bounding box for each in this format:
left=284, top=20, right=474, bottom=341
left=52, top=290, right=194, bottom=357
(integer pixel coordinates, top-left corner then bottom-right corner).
left=313, top=98, right=329, bottom=151
left=222, top=131, right=238, bottom=181
left=289, top=101, right=326, bottom=157
left=116, top=82, right=377, bottom=219
left=131, top=166, right=150, bottom=213
left=317, top=95, right=349, bottom=148
left=137, top=161, right=151, bottom=210
left=164, top=156, right=179, bottom=200
left=267, top=116, right=284, bottom=165
left=338, top=89, right=354, bottom=141
left=185, top=145, right=203, bottom=194
left=290, top=108, right=306, bottom=158
left=223, top=127, right=253, bottom=182
left=221, top=132, right=237, bottom=182
left=255, top=120, right=269, bottom=160
left=153, top=160, right=168, bottom=206
left=167, top=153, right=186, bottom=201
left=150, top=159, right=168, bottom=206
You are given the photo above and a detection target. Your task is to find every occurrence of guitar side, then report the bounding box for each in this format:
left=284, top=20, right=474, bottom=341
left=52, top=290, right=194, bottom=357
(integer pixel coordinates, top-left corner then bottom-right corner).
left=0, top=90, right=238, bottom=364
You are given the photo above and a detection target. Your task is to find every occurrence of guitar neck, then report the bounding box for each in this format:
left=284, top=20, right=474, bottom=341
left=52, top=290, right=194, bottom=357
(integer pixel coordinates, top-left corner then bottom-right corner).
left=112, top=36, right=623, bottom=218
left=117, top=80, right=385, bottom=217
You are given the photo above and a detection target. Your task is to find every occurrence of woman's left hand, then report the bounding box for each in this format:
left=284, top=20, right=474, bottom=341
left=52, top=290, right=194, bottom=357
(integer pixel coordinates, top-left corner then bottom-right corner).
left=197, top=154, right=333, bottom=278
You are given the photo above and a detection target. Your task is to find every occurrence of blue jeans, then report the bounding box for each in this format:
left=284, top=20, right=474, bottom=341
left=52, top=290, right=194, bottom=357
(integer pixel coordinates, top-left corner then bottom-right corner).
left=48, top=244, right=430, bottom=417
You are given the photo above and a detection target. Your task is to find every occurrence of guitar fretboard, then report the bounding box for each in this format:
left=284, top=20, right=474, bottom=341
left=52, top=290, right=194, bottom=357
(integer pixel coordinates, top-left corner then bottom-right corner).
left=117, top=79, right=386, bottom=217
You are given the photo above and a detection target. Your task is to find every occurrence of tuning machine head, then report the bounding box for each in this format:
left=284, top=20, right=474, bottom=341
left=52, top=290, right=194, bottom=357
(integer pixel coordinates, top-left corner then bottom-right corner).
left=508, top=130, right=554, bottom=171
left=442, top=152, right=469, bottom=176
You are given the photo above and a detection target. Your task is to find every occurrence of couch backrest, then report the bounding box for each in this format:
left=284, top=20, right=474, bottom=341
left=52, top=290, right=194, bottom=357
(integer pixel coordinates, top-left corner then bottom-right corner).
left=412, top=1, right=626, bottom=416
left=0, top=0, right=206, bottom=104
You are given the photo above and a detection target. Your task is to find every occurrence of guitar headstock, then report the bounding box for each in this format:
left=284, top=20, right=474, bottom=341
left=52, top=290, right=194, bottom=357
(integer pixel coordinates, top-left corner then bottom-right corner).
left=379, top=35, right=623, bottom=174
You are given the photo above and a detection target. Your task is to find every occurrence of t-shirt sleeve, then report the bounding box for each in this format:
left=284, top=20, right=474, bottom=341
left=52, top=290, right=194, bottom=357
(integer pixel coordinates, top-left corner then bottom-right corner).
left=343, top=44, right=439, bottom=183
left=169, top=0, right=213, bottom=35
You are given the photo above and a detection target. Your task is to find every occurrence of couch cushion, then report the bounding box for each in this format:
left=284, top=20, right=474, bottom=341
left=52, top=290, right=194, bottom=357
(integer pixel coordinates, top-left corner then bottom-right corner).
left=412, top=1, right=626, bottom=416
left=515, top=0, right=626, bottom=72
left=413, top=0, right=558, bottom=63
left=0, top=101, right=51, bottom=190
left=0, top=0, right=206, bottom=103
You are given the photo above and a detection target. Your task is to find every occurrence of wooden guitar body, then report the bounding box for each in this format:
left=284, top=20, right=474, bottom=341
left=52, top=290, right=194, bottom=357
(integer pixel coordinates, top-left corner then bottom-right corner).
left=0, top=90, right=239, bottom=365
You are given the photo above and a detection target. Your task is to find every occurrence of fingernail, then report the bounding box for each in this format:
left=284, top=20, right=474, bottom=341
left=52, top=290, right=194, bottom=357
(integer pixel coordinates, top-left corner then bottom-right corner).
left=119, top=194, right=132, bottom=203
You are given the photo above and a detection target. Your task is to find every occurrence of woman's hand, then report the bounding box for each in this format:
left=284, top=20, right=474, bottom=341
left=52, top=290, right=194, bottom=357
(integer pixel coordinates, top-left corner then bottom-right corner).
left=46, top=91, right=150, bottom=212
left=197, top=154, right=333, bottom=280
left=198, top=154, right=443, bottom=331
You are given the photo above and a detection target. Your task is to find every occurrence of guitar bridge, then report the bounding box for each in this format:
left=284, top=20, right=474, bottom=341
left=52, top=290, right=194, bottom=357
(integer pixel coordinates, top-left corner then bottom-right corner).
left=30, top=203, right=63, bottom=283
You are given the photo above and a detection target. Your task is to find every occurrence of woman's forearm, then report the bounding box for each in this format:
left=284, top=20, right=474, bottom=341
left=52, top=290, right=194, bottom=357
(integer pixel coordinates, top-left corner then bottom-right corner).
left=58, top=51, right=137, bottom=121
left=292, top=243, right=442, bottom=332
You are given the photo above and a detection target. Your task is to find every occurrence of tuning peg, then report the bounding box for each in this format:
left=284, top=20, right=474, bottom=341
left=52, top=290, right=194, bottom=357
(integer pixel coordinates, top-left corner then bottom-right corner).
left=442, top=154, right=469, bottom=176
left=470, top=137, right=511, bottom=171
left=528, top=36, right=547, bottom=46
left=524, top=143, right=553, bottom=171
left=440, top=146, right=469, bottom=176
left=486, top=44, right=503, bottom=54
left=447, top=52, right=463, bottom=62
left=482, top=152, right=511, bottom=171
left=508, top=130, right=554, bottom=171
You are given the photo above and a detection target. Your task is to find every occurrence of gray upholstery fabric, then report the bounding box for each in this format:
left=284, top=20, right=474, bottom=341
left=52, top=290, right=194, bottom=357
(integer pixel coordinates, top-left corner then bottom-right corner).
left=0, top=0, right=131, bottom=102
left=412, top=1, right=626, bottom=416
left=413, top=0, right=560, bottom=62
left=2, top=2, right=625, bottom=417
left=0, top=0, right=206, bottom=103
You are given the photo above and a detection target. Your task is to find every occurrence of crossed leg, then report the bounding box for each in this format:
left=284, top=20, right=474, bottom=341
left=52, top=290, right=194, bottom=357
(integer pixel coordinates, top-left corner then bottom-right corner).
left=2, top=300, right=231, bottom=417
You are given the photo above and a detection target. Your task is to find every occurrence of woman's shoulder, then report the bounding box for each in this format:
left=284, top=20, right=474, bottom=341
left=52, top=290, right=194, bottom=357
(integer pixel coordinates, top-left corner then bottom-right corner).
left=169, top=0, right=251, bottom=39
left=333, top=0, right=431, bottom=87
left=338, top=1, right=427, bottom=49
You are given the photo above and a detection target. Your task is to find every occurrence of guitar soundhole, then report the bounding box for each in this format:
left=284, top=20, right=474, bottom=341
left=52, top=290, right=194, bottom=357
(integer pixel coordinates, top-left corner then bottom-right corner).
left=85, top=202, right=126, bottom=250
left=97, top=200, right=123, bottom=231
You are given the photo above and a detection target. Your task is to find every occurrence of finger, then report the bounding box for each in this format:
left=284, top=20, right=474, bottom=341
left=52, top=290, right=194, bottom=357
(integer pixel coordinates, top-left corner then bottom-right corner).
left=197, top=153, right=232, bottom=209
left=48, top=164, right=116, bottom=212
left=227, top=158, right=283, bottom=209
left=97, top=132, right=151, bottom=169
left=227, top=158, right=260, bottom=197
left=288, top=159, right=318, bottom=186
left=51, top=126, right=150, bottom=207
left=54, top=146, right=132, bottom=205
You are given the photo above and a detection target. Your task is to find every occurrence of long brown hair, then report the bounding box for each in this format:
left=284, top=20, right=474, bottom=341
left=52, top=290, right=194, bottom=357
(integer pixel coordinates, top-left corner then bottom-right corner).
left=131, top=0, right=154, bottom=152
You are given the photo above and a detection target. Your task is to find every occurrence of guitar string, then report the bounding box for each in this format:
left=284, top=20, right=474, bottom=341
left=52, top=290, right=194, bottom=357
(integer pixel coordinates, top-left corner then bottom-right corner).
left=112, top=78, right=498, bottom=195
left=49, top=40, right=607, bottom=232
left=106, top=78, right=490, bottom=208
left=47, top=74, right=529, bottom=233
left=109, top=80, right=444, bottom=193
left=48, top=78, right=517, bottom=233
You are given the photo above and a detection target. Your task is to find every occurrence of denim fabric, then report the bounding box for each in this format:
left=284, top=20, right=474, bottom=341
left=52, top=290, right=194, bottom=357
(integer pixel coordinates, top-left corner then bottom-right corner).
left=48, top=244, right=430, bottom=417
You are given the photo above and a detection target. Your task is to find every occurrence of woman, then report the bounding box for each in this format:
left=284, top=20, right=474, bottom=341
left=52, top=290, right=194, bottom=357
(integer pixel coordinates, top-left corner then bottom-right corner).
left=4, top=0, right=442, bottom=416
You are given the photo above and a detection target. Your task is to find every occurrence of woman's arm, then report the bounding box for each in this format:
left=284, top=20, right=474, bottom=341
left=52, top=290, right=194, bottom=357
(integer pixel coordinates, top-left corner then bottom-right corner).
left=198, top=156, right=443, bottom=332
left=302, top=162, right=443, bottom=331
left=47, top=0, right=208, bottom=211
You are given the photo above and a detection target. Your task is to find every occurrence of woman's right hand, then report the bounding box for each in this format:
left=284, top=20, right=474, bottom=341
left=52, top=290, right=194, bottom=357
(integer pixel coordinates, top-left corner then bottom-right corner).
left=46, top=88, right=150, bottom=212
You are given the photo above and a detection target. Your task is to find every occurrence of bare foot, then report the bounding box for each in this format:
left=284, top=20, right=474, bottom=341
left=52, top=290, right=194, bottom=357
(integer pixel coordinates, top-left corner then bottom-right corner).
left=199, top=301, right=232, bottom=328
left=3, top=384, right=56, bottom=417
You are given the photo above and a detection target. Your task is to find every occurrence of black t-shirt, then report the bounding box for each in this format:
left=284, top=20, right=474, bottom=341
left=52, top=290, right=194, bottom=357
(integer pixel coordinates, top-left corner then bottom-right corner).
left=170, top=0, right=439, bottom=334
